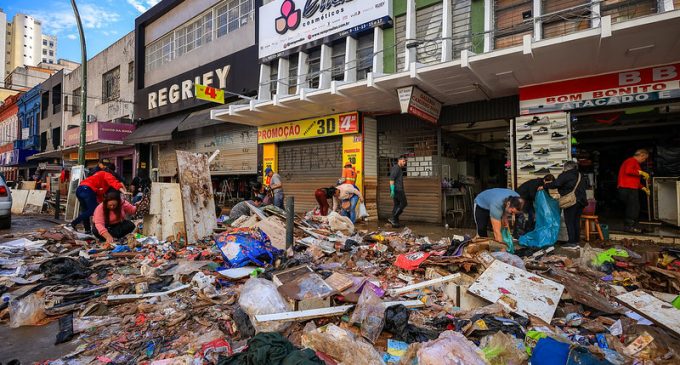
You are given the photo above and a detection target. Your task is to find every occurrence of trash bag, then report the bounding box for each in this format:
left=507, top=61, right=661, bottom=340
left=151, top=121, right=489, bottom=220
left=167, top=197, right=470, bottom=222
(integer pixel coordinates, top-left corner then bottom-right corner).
left=384, top=304, right=439, bottom=344
left=359, top=203, right=369, bottom=218
left=502, top=228, right=515, bottom=253
left=328, top=212, right=355, bottom=235
left=519, top=190, right=560, bottom=248
left=416, top=330, right=488, bottom=365
left=480, top=331, right=528, bottom=365
left=38, top=257, right=91, bottom=281
left=491, top=252, right=526, bottom=270
left=9, top=292, right=46, bottom=328
left=215, top=228, right=282, bottom=268
left=232, top=306, right=256, bottom=339
left=301, top=324, right=385, bottom=365
left=238, top=278, right=291, bottom=333
left=350, top=285, right=385, bottom=344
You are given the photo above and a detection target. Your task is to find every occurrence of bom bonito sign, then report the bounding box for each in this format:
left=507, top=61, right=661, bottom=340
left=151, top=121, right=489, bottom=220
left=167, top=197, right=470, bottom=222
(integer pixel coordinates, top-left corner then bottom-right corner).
left=520, top=63, right=680, bottom=114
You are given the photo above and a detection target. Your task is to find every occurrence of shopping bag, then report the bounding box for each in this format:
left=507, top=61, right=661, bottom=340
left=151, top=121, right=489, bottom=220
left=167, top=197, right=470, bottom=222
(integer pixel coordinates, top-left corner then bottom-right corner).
left=519, top=190, right=560, bottom=248
left=215, top=228, right=281, bottom=268
left=359, top=203, right=369, bottom=218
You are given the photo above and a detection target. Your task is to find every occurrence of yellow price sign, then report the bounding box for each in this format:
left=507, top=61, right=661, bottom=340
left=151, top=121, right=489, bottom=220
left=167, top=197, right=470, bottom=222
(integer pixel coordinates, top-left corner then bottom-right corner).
left=195, top=84, right=225, bottom=104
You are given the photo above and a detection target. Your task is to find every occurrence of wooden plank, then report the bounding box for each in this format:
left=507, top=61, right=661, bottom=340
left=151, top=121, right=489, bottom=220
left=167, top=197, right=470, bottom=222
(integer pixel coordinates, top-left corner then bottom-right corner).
left=616, top=290, right=680, bottom=336
left=176, top=151, right=216, bottom=243
left=388, top=273, right=461, bottom=296
left=468, top=260, right=564, bottom=323
left=20, top=181, right=36, bottom=190
left=255, top=300, right=424, bottom=323
left=10, top=189, right=28, bottom=215
left=65, top=166, right=85, bottom=221
left=106, top=284, right=190, bottom=302
left=160, top=183, right=185, bottom=242
left=23, top=190, right=47, bottom=214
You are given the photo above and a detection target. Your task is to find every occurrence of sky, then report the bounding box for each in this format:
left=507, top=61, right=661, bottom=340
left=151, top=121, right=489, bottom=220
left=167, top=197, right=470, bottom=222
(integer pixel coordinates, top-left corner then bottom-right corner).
left=0, top=0, right=161, bottom=62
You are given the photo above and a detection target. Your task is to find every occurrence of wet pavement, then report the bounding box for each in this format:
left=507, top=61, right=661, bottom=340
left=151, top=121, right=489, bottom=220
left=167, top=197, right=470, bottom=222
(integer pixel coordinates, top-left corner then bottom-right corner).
left=0, top=215, right=63, bottom=241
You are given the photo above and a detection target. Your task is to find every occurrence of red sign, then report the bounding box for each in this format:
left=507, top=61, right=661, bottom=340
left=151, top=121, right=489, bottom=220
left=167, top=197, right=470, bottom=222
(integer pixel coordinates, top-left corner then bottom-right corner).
left=520, top=63, right=680, bottom=114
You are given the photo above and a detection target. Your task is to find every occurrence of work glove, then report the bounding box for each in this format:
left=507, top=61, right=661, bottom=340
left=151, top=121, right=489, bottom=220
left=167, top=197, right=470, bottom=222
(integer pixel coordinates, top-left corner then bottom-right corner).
left=642, top=187, right=650, bottom=196
left=639, top=171, right=650, bottom=180
left=390, top=185, right=395, bottom=199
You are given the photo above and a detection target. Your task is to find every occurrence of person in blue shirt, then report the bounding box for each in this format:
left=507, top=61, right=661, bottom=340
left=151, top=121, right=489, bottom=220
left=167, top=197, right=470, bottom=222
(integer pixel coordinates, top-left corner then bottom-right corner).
left=474, top=188, right=525, bottom=242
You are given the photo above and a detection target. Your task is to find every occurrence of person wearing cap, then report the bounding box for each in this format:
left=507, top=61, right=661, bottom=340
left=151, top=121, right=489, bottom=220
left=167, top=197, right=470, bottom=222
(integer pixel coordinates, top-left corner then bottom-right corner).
left=617, top=149, right=651, bottom=233
left=389, top=155, right=408, bottom=227
left=265, top=167, right=284, bottom=209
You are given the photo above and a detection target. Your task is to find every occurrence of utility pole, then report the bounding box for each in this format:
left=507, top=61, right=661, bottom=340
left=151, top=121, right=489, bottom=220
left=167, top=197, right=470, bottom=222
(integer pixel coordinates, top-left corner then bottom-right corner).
left=71, top=0, right=87, bottom=165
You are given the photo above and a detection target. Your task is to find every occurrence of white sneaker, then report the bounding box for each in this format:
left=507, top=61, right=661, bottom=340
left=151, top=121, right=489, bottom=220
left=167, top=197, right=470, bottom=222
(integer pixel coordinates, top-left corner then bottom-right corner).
left=518, top=154, right=534, bottom=161
left=538, top=116, right=551, bottom=125
left=534, top=158, right=550, bottom=165
left=551, top=121, right=567, bottom=129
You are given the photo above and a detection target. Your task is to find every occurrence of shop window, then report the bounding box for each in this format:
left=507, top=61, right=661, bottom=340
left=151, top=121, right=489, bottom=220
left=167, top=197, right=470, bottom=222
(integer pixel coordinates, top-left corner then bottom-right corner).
left=306, top=49, right=321, bottom=89
left=356, top=33, right=374, bottom=81
left=128, top=61, right=134, bottom=82
left=331, top=41, right=346, bottom=82
left=41, top=92, right=49, bottom=119
left=102, top=66, right=120, bottom=103
left=541, top=0, right=590, bottom=40
left=288, top=54, right=299, bottom=94
left=52, top=83, right=61, bottom=114
left=269, top=59, right=279, bottom=97
left=494, top=0, right=533, bottom=49
left=600, top=0, right=658, bottom=24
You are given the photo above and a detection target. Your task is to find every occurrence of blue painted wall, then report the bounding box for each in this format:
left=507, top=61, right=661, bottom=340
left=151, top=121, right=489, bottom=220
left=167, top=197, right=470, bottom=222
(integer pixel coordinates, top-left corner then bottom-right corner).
left=16, top=85, right=42, bottom=150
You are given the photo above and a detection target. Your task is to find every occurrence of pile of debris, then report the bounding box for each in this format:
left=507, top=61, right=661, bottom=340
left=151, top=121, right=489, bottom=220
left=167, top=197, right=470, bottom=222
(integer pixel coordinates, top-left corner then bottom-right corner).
left=2, top=207, right=680, bottom=365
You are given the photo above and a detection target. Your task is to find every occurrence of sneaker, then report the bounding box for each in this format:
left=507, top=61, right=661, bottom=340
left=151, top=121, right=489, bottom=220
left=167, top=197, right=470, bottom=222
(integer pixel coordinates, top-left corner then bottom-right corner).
left=551, top=132, right=567, bottom=140
left=517, top=123, right=532, bottom=132
left=518, top=154, right=534, bottom=161
left=527, top=116, right=541, bottom=126
left=533, top=167, right=551, bottom=174
left=519, top=134, right=533, bottom=141
left=548, top=162, right=564, bottom=169
left=533, top=126, right=549, bottom=135
left=550, top=144, right=566, bottom=151
left=387, top=218, right=401, bottom=228
left=534, top=158, right=549, bottom=165
left=520, top=164, right=535, bottom=170
left=533, top=148, right=550, bottom=155
left=518, top=143, right=532, bottom=151
left=551, top=121, right=567, bottom=129
left=537, top=116, right=551, bottom=125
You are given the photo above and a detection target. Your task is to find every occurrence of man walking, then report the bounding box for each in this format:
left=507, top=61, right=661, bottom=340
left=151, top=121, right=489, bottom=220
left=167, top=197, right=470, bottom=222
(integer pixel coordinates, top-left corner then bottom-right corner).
left=389, top=155, right=407, bottom=227
left=265, top=167, right=284, bottom=209
left=617, top=149, right=650, bottom=233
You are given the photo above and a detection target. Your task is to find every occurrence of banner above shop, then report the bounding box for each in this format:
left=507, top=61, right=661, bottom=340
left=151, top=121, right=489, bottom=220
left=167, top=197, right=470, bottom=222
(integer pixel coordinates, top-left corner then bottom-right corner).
left=520, top=63, right=680, bottom=115
left=258, top=0, right=392, bottom=61
left=258, top=111, right=360, bottom=144
left=397, top=86, right=442, bottom=124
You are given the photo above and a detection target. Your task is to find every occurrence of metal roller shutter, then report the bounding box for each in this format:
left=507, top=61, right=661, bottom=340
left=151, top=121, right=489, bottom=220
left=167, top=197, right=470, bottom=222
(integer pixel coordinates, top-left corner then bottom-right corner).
left=277, top=137, right=343, bottom=213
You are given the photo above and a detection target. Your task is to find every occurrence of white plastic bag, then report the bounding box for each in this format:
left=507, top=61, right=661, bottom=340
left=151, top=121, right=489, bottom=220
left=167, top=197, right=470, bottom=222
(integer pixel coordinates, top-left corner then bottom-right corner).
left=328, top=212, right=355, bottom=235
left=238, top=278, right=291, bottom=333
left=359, top=203, right=369, bottom=218
left=9, top=293, right=46, bottom=328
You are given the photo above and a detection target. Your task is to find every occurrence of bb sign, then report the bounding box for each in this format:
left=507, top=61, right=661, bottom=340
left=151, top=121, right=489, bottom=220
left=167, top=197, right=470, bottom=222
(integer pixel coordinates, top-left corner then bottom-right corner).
left=520, top=64, right=680, bottom=114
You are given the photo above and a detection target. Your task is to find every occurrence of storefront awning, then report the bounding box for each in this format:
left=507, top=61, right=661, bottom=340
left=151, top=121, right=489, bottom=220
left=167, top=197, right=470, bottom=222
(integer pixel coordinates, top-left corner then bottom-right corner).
left=178, top=108, right=224, bottom=132
left=124, top=113, right=188, bottom=144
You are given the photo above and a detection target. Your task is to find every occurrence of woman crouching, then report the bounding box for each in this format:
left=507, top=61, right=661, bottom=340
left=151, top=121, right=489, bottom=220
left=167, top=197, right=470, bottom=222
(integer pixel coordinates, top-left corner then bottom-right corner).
left=93, top=190, right=138, bottom=244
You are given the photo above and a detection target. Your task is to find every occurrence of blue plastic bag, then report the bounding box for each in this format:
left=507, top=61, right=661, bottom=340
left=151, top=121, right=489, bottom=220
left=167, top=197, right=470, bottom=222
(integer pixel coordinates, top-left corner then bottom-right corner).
left=519, top=190, right=560, bottom=248
left=501, top=228, right=515, bottom=253
left=215, top=228, right=281, bottom=268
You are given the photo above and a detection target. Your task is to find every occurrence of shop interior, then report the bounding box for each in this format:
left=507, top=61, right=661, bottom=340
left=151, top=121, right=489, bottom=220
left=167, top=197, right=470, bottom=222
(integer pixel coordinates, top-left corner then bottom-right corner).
left=440, top=120, right=510, bottom=227
left=571, top=103, right=680, bottom=236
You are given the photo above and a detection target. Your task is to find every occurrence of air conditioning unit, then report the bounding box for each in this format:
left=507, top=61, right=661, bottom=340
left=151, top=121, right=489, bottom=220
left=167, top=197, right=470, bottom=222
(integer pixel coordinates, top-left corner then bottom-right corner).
left=86, top=114, right=97, bottom=123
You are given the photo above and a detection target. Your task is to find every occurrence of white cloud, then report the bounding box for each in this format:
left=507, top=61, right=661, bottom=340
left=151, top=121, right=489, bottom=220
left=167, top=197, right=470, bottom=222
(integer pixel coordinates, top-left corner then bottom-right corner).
left=67, top=34, right=78, bottom=40
left=29, top=3, right=120, bottom=35
left=127, top=0, right=162, bottom=14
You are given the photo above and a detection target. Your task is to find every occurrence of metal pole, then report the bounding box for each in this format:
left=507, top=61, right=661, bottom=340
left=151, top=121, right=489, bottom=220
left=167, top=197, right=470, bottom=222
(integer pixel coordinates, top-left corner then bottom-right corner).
left=285, top=196, right=294, bottom=249
left=71, top=0, right=87, bottom=166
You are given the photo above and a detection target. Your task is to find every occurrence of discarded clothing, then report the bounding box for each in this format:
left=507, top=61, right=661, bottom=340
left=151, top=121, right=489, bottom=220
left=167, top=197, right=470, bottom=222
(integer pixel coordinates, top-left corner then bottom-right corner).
left=218, top=332, right=324, bottom=365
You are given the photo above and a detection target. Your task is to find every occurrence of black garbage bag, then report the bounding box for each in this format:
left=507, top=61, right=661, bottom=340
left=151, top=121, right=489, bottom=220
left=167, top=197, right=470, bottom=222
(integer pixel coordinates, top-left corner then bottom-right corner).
left=384, top=305, right=439, bottom=343
left=232, top=306, right=256, bottom=339
left=38, top=257, right=91, bottom=281
left=467, top=314, right=526, bottom=339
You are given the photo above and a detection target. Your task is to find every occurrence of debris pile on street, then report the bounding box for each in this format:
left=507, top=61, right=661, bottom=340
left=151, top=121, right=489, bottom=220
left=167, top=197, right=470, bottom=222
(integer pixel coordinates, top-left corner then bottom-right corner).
left=2, top=210, right=680, bottom=365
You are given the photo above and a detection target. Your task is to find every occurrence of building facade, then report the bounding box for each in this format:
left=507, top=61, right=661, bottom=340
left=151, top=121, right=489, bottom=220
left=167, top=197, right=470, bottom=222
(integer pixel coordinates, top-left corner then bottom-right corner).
left=129, top=0, right=261, bottom=198
left=3, top=12, right=58, bottom=81
left=14, top=85, right=41, bottom=178
left=63, top=31, right=137, bottom=182
left=0, top=93, right=21, bottom=180
left=212, top=0, right=680, bottom=225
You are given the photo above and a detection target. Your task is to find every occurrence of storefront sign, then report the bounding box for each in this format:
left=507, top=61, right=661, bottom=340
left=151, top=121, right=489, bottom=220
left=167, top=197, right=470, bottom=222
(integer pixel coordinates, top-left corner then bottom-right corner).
left=258, top=0, right=392, bottom=61
left=520, top=63, right=680, bottom=114
left=397, top=86, right=442, bottom=124
left=67, top=152, right=99, bottom=161
left=262, top=143, right=278, bottom=178
left=257, top=111, right=360, bottom=143
left=64, top=122, right=136, bottom=147
left=195, top=84, right=225, bottom=104
left=342, top=134, right=363, bottom=192
left=135, top=47, right=258, bottom=120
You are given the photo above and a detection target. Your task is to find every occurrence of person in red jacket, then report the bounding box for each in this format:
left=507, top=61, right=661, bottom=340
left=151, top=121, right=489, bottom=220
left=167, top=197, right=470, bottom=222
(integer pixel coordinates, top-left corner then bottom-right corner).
left=68, top=170, right=127, bottom=234
left=617, top=149, right=650, bottom=233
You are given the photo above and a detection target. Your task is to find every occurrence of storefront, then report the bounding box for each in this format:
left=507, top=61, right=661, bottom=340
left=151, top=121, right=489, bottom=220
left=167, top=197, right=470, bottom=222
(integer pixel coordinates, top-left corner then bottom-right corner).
left=257, top=111, right=373, bottom=214
left=519, top=63, right=680, bottom=231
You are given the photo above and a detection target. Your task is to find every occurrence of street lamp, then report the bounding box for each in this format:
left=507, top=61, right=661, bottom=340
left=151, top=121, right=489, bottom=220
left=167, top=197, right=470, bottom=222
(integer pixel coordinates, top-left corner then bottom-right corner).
left=70, top=0, right=87, bottom=166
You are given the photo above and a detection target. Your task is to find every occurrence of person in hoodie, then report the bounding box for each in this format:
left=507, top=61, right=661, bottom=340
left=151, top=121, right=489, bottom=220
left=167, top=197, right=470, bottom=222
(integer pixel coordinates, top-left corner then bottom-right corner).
left=541, top=161, right=588, bottom=248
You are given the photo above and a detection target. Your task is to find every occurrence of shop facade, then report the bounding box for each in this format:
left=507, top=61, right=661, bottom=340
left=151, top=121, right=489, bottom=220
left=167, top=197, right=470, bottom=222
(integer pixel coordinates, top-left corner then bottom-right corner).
left=517, top=63, right=680, bottom=229
left=0, top=94, right=21, bottom=182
